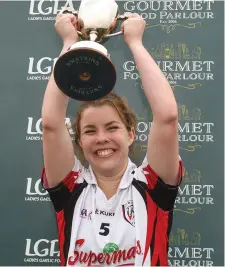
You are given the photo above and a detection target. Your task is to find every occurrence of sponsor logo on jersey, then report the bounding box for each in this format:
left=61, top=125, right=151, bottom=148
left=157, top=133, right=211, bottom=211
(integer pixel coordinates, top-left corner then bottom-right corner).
left=80, top=209, right=93, bottom=220
left=68, top=239, right=142, bottom=266
left=80, top=208, right=115, bottom=220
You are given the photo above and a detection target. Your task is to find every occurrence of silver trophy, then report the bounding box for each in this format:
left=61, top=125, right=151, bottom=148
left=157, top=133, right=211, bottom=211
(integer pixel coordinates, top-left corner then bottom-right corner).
left=54, top=0, right=130, bottom=101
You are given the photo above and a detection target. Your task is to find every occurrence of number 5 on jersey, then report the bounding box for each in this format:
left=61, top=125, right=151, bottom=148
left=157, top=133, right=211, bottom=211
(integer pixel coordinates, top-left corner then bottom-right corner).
left=99, top=223, right=110, bottom=236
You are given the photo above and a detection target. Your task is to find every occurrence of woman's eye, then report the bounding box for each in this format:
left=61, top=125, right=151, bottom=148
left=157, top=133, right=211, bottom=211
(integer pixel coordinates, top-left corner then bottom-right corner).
left=84, top=130, right=95, bottom=134
left=108, top=126, right=119, bottom=131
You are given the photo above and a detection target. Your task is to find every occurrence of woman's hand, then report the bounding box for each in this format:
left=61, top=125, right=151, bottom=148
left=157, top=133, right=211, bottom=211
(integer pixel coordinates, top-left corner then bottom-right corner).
left=121, top=13, right=146, bottom=47
left=54, top=13, right=79, bottom=46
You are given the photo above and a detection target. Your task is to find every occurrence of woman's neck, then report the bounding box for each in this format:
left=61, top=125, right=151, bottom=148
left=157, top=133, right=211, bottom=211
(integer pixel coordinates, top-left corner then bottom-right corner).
left=93, top=163, right=128, bottom=200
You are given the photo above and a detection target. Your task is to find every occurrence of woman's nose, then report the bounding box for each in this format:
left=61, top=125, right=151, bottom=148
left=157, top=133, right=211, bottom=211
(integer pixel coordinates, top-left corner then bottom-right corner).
left=95, top=132, right=109, bottom=144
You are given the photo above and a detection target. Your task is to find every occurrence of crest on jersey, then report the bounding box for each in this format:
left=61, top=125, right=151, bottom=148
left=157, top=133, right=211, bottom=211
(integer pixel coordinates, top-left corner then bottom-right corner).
left=122, top=200, right=135, bottom=227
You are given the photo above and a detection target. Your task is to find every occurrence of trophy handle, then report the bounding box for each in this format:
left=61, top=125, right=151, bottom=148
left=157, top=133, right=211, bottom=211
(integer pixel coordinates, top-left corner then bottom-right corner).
left=105, top=31, right=123, bottom=38
left=105, top=13, right=129, bottom=38
left=59, top=7, right=78, bottom=16
left=105, top=13, right=149, bottom=38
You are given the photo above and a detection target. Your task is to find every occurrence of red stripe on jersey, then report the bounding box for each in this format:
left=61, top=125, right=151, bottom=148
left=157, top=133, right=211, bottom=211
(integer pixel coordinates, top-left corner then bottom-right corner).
left=41, top=168, right=79, bottom=192
left=56, top=210, right=66, bottom=266
left=142, top=192, right=158, bottom=265
left=142, top=165, right=158, bottom=190
left=151, top=209, right=169, bottom=266
left=61, top=170, right=79, bottom=192
left=143, top=159, right=184, bottom=189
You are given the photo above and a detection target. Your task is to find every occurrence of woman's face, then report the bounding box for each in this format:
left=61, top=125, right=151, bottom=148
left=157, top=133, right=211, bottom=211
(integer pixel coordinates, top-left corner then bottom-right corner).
left=79, top=104, right=135, bottom=177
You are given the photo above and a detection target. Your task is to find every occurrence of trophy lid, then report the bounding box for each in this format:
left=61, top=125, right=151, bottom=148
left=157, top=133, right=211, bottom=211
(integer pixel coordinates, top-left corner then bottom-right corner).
left=78, top=0, right=118, bottom=29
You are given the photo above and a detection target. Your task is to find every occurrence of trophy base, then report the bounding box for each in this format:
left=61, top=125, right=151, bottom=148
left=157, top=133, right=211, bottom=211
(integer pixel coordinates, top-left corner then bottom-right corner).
left=54, top=42, right=116, bottom=101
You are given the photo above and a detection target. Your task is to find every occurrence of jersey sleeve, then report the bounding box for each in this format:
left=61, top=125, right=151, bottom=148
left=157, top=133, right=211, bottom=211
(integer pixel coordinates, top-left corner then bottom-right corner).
left=41, top=156, right=86, bottom=212
left=135, top=155, right=184, bottom=211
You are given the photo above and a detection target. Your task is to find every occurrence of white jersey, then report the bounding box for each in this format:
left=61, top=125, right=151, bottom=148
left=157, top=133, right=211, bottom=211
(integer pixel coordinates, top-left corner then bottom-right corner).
left=41, top=156, right=183, bottom=266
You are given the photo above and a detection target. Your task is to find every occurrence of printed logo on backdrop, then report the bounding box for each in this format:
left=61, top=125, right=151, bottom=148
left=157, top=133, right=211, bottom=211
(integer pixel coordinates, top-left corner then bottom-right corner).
left=24, top=238, right=59, bottom=264
left=174, top=168, right=214, bottom=215
left=26, top=117, right=74, bottom=141
left=123, top=43, right=215, bottom=90
left=168, top=228, right=214, bottom=266
left=27, top=57, right=58, bottom=81
left=178, top=105, right=214, bottom=152
left=133, top=106, right=214, bottom=153
left=25, top=177, right=50, bottom=202
left=28, top=0, right=80, bottom=21
left=123, top=0, right=215, bottom=33
left=28, top=0, right=215, bottom=30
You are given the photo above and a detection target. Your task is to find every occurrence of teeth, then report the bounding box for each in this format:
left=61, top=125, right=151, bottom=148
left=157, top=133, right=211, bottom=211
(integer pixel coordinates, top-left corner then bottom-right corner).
left=96, top=149, right=114, bottom=157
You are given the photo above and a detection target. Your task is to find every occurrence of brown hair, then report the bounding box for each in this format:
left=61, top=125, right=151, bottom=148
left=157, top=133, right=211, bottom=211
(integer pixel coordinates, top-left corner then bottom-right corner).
left=71, top=92, right=137, bottom=163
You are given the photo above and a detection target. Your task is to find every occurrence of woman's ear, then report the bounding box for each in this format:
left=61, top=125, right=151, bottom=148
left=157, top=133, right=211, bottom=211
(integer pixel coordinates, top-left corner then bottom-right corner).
left=128, top=127, right=135, bottom=146
left=79, top=139, right=83, bottom=148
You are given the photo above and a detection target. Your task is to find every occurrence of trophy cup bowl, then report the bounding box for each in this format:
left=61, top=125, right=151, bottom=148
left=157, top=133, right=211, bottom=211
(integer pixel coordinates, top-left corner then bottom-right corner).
left=54, top=0, right=126, bottom=101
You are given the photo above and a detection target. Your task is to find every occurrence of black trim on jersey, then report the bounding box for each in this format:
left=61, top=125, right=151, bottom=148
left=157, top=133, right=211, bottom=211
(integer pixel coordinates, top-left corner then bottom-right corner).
left=44, top=179, right=88, bottom=265
left=132, top=178, right=178, bottom=211
left=132, top=177, right=176, bottom=266
left=132, top=179, right=148, bottom=207
left=150, top=207, right=158, bottom=259
left=63, top=182, right=88, bottom=263
left=150, top=179, right=178, bottom=211
left=156, top=258, right=160, bottom=266
left=131, top=167, right=179, bottom=211
left=47, top=184, right=73, bottom=212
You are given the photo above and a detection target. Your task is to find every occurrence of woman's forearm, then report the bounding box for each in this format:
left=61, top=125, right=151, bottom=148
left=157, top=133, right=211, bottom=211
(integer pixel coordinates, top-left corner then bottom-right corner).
left=42, top=43, right=72, bottom=129
left=129, top=43, right=178, bottom=122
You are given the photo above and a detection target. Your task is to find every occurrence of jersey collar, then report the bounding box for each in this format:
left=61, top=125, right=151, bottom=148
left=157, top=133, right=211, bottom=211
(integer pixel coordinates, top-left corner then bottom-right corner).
left=118, top=158, right=137, bottom=189
left=83, top=158, right=137, bottom=189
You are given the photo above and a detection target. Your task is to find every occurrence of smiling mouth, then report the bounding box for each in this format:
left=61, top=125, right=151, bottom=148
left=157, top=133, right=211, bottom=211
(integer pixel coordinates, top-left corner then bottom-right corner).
left=95, top=149, right=115, bottom=158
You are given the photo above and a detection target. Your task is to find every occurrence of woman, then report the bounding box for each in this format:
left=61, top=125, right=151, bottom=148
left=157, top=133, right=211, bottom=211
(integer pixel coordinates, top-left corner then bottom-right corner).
left=41, top=12, right=183, bottom=266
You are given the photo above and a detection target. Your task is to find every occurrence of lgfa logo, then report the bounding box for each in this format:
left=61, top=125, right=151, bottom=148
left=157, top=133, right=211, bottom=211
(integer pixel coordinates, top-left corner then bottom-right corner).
left=26, top=118, right=42, bottom=140
left=28, top=0, right=77, bottom=19
left=27, top=57, right=58, bottom=81
left=24, top=238, right=60, bottom=263
left=25, top=177, right=50, bottom=202
left=26, top=117, right=75, bottom=141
